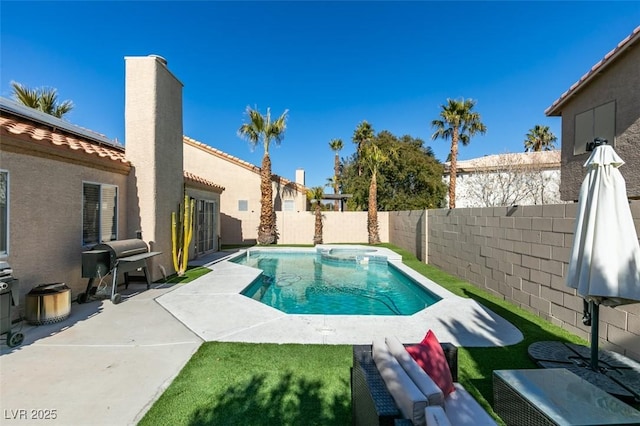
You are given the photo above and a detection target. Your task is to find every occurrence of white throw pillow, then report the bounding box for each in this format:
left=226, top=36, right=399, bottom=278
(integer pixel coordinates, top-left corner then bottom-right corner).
left=386, top=336, right=445, bottom=406
left=373, top=338, right=428, bottom=426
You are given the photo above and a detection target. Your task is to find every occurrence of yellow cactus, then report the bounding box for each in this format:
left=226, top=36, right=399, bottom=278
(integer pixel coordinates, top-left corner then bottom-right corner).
left=171, top=194, right=195, bottom=276
left=172, top=211, right=179, bottom=271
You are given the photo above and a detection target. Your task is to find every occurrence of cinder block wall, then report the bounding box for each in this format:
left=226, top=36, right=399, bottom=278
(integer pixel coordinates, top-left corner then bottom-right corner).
left=388, top=211, right=427, bottom=261
left=424, top=202, right=640, bottom=361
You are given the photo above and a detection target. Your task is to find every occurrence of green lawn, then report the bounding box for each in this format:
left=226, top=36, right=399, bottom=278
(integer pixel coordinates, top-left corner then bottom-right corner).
left=141, top=243, right=592, bottom=425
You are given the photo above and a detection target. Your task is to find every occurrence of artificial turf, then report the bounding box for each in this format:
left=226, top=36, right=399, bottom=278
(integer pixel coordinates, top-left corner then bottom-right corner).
left=139, top=343, right=351, bottom=426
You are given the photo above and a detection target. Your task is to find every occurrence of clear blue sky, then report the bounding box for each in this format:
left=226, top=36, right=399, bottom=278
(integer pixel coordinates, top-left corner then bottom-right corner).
left=2, top=1, right=639, bottom=189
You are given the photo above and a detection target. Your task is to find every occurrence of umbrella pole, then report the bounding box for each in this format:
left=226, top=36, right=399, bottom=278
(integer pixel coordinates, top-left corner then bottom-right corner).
left=590, top=300, right=599, bottom=370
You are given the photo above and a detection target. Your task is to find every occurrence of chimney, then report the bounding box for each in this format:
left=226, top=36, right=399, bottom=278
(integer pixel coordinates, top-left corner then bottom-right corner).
left=124, top=55, right=184, bottom=280
left=295, top=168, right=305, bottom=186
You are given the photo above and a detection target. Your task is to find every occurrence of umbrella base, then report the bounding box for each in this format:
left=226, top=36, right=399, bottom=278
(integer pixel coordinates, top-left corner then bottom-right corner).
left=528, top=341, right=640, bottom=403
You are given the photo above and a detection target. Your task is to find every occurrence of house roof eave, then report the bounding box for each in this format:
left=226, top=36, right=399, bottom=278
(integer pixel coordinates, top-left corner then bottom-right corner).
left=183, top=135, right=307, bottom=194
left=545, top=26, right=640, bottom=116
left=184, top=171, right=225, bottom=194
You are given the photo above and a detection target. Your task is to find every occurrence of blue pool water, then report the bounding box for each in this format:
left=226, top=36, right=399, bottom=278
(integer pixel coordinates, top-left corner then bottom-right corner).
left=232, top=249, right=441, bottom=315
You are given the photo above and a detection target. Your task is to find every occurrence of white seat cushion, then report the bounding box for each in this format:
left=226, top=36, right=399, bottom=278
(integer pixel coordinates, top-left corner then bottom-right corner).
left=385, top=336, right=445, bottom=406
left=373, top=338, right=428, bottom=426
left=425, top=405, right=452, bottom=426
left=443, top=383, right=497, bottom=426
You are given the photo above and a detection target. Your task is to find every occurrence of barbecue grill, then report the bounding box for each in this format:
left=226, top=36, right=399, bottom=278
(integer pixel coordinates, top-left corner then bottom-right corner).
left=79, top=239, right=161, bottom=304
left=0, top=261, right=24, bottom=347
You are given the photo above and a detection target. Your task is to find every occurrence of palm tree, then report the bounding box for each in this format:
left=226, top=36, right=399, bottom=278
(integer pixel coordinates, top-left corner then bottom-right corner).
left=524, top=125, right=557, bottom=152
left=307, top=186, right=324, bottom=245
left=11, top=81, right=73, bottom=118
left=360, top=141, right=396, bottom=244
left=431, top=98, right=486, bottom=209
left=238, top=106, right=289, bottom=245
left=352, top=121, right=374, bottom=176
left=328, top=138, right=344, bottom=211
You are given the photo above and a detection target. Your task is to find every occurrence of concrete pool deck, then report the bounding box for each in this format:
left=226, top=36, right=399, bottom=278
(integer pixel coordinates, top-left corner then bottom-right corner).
left=158, top=245, right=523, bottom=347
left=0, top=245, right=522, bottom=425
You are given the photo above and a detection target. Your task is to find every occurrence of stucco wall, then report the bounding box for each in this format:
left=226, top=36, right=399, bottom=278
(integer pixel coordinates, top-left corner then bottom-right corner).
left=275, top=211, right=389, bottom=245
left=183, top=141, right=307, bottom=244
left=1, top=150, right=129, bottom=302
left=424, top=203, right=640, bottom=361
left=125, top=55, right=184, bottom=280
left=558, top=43, right=640, bottom=201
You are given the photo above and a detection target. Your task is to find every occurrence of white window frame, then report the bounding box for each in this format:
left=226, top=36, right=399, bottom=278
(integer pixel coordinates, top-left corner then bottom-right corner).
left=82, top=182, right=118, bottom=246
left=238, top=200, right=248, bottom=212
left=0, top=170, right=8, bottom=257
left=283, top=199, right=295, bottom=212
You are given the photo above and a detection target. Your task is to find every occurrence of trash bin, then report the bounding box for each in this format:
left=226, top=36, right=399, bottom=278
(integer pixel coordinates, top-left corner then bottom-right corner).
left=0, top=261, right=24, bottom=347
left=25, top=283, right=71, bottom=325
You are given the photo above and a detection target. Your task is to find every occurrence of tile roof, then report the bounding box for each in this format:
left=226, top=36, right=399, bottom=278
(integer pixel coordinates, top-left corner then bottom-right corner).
left=184, top=171, right=225, bottom=192
left=546, top=26, right=640, bottom=116
left=183, top=135, right=307, bottom=193
left=0, top=114, right=128, bottom=164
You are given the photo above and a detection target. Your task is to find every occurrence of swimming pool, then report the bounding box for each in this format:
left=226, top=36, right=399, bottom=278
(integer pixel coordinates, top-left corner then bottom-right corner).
left=231, top=248, right=441, bottom=315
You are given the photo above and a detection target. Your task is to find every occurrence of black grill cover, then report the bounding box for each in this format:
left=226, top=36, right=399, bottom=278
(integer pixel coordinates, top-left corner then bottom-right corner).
left=92, top=239, right=149, bottom=267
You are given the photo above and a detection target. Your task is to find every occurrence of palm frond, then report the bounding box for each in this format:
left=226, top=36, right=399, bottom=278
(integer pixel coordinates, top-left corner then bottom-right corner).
left=329, top=138, right=343, bottom=151
left=11, top=82, right=73, bottom=118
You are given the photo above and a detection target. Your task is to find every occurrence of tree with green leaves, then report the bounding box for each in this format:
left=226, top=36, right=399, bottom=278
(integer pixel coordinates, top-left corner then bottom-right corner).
left=11, top=81, right=73, bottom=118
left=431, top=98, right=487, bottom=209
left=360, top=140, right=397, bottom=244
left=307, top=186, right=325, bottom=245
left=328, top=138, right=343, bottom=211
left=352, top=121, right=374, bottom=176
left=238, top=106, right=288, bottom=245
left=524, top=125, right=557, bottom=152
left=374, top=132, right=447, bottom=210
left=341, top=131, right=446, bottom=211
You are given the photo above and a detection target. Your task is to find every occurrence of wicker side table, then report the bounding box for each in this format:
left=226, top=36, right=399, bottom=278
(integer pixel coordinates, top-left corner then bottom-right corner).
left=493, top=369, right=640, bottom=426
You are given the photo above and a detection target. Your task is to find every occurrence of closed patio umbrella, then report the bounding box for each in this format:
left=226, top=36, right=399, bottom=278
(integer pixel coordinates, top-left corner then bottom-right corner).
left=566, top=138, right=640, bottom=370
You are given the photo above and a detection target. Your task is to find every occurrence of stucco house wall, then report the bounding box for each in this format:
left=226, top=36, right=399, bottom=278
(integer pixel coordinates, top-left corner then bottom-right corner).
left=0, top=55, right=225, bottom=308
left=125, top=55, right=185, bottom=280
left=0, top=122, right=129, bottom=300
left=183, top=137, right=307, bottom=245
left=546, top=26, right=640, bottom=201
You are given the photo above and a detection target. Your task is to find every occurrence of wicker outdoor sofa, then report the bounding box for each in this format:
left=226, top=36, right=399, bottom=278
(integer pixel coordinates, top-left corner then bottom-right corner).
left=351, top=338, right=497, bottom=426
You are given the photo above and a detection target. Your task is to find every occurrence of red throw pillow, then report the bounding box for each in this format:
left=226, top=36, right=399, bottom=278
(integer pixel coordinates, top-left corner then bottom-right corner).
left=406, top=330, right=456, bottom=396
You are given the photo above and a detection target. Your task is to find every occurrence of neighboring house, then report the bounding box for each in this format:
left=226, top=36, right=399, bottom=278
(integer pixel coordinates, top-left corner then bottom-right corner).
left=546, top=25, right=640, bottom=201
left=443, top=151, right=562, bottom=208
left=183, top=137, right=308, bottom=245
